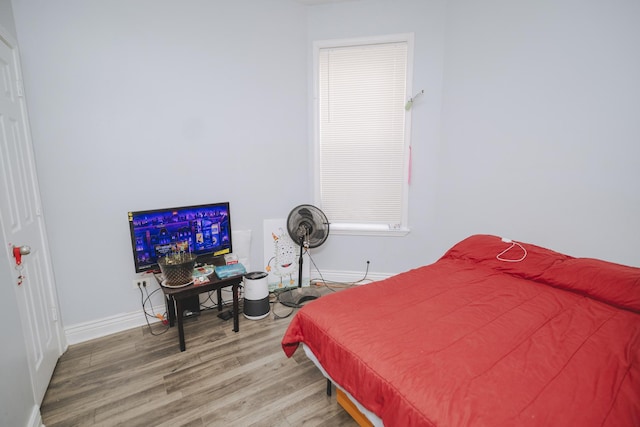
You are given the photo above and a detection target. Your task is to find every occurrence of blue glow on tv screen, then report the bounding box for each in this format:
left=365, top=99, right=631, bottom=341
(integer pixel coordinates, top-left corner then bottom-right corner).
left=128, top=202, right=232, bottom=273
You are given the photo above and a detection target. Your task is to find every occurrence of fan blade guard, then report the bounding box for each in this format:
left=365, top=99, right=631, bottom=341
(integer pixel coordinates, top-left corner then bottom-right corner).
left=286, top=204, right=329, bottom=248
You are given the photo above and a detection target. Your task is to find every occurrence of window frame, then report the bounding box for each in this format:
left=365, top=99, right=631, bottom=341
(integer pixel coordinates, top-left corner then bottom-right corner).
left=312, top=33, right=414, bottom=237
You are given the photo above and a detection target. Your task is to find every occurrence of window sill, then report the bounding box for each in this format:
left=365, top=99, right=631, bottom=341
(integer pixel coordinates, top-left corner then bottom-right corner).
left=329, top=223, right=410, bottom=237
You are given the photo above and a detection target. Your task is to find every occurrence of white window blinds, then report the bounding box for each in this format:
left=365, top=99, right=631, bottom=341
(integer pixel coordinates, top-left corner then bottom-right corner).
left=317, top=40, right=409, bottom=230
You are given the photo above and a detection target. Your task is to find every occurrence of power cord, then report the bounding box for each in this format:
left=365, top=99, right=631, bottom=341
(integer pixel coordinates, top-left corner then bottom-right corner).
left=271, top=292, right=295, bottom=319
left=198, top=286, right=245, bottom=318
left=271, top=251, right=372, bottom=320
left=308, top=250, right=372, bottom=291
left=138, top=284, right=170, bottom=336
left=496, top=238, right=528, bottom=262
left=199, top=290, right=221, bottom=310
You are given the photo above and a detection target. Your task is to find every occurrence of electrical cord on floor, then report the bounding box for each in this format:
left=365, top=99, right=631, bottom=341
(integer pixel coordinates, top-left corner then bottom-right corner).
left=270, top=250, right=373, bottom=319
left=199, top=290, right=223, bottom=310
left=307, top=250, right=373, bottom=291
left=199, top=287, right=244, bottom=312
left=199, top=296, right=217, bottom=310
left=271, top=291, right=295, bottom=319
left=139, top=285, right=170, bottom=336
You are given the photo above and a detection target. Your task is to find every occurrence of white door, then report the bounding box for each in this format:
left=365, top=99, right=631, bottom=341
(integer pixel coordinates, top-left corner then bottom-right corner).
left=0, top=30, right=65, bottom=404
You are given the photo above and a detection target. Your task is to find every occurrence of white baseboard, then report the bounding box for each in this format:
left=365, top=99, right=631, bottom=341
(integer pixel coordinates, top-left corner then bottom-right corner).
left=64, top=304, right=164, bottom=345
left=64, top=269, right=394, bottom=345
left=310, top=268, right=393, bottom=285
left=27, top=404, right=42, bottom=427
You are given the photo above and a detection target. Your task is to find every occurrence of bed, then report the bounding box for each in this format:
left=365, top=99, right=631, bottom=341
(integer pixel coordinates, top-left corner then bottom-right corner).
left=281, top=234, right=640, bottom=427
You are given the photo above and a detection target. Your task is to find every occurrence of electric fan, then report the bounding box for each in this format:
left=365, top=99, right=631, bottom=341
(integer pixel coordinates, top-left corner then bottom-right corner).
left=278, top=204, right=330, bottom=307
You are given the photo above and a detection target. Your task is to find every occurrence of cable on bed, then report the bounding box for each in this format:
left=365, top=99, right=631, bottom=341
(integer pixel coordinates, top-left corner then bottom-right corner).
left=496, top=238, right=528, bottom=262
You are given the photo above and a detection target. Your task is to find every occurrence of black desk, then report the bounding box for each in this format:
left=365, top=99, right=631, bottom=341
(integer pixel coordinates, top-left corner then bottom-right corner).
left=160, top=273, right=244, bottom=351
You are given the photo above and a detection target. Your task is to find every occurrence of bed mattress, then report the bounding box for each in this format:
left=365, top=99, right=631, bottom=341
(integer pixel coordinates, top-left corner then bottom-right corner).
left=282, top=235, right=640, bottom=427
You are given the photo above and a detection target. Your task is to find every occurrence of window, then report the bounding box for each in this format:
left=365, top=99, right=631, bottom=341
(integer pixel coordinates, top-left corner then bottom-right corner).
left=313, top=34, right=413, bottom=236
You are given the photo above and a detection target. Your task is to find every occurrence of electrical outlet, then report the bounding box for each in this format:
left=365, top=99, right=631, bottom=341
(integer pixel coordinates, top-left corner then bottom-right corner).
left=132, top=273, right=159, bottom=289
left=132, top=278, right=148, bottom=289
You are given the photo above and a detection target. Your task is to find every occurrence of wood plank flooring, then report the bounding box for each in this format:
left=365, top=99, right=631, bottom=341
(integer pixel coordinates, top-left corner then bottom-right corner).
left=41, top=299, right=357, bottom=427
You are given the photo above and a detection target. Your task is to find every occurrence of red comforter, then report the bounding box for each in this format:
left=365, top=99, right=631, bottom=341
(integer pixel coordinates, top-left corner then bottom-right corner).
left=282, top=235, right=640, bottom=427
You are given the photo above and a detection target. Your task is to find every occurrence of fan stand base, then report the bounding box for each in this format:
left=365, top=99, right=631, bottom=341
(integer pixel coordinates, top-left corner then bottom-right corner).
left=278, top=287, right=321, bottom=308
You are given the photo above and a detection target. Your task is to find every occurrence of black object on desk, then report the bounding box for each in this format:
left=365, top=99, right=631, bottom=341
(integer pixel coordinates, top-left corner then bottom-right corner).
left=160, top=272, right=244, bottom=351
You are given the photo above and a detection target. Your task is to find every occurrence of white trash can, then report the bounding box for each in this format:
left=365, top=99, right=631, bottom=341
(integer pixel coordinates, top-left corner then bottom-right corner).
left=243, top=271, right=269, bottom=320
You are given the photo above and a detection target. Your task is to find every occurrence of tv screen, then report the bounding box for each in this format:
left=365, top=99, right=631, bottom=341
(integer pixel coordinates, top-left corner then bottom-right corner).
left=128, top=202, right=232, bottom=273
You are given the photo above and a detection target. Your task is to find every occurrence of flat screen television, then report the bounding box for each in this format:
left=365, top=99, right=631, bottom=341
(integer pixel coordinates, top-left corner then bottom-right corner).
left=128, top=202, right=233, bottom=273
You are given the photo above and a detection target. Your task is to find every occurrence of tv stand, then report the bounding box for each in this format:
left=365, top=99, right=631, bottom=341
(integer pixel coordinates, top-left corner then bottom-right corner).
left=160, top=271, right=244, bottom=351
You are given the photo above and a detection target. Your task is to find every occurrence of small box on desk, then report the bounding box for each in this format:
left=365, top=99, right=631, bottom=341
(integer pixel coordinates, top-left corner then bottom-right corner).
left=215, top=263, right=246, bottom=279
left=224, top=253, right=238, bottom=264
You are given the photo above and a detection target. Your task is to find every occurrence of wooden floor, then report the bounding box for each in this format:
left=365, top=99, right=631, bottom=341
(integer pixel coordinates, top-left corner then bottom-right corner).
left=41, top=299, right=358, bottom=427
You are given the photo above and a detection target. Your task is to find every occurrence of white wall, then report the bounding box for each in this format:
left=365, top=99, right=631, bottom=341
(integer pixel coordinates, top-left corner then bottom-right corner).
left=308, top=0, right=640, bottom=269
left=437, top=0, right=640, bottom=265
left=11, top=0, right=310, bottom=327
left=9, top=0, right=640, bottom=335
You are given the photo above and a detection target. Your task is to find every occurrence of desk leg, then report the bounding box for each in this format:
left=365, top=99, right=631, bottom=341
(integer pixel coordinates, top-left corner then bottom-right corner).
left=167, top=295, right=176, bottom=327
left=232, top=282, right=239, bottom=333
left=176, top=299, right=186, bottom=352
left=217, top=288, right=222, bottom=311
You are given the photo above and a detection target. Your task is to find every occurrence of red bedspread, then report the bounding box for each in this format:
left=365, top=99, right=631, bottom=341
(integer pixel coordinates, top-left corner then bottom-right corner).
left=282, top=235, right=640, bottom=427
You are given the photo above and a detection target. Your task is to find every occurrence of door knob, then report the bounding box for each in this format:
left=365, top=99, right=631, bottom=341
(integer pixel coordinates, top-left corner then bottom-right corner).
left=13, top=245, right=31, bottom=265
